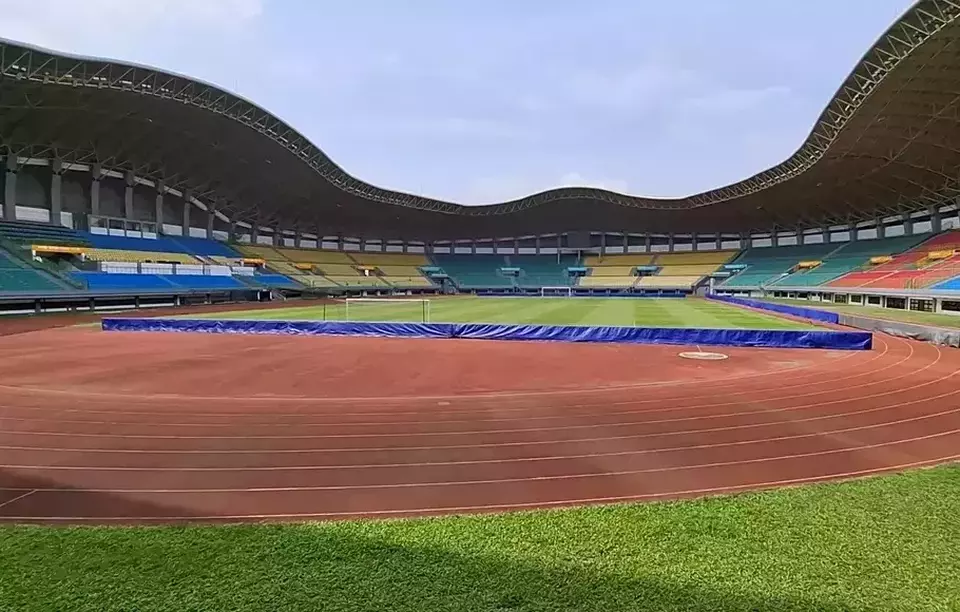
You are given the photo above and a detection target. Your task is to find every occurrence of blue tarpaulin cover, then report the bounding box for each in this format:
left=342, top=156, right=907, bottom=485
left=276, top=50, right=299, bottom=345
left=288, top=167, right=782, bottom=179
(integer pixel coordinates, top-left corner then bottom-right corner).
left=707, top=294, right=840, bottom=324
left=102, top=317, right=872, bottom=350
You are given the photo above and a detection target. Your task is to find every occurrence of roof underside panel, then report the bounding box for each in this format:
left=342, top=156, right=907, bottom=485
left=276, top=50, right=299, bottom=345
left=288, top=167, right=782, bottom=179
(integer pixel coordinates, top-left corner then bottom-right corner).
left=2, top=0, right=960, bottom=240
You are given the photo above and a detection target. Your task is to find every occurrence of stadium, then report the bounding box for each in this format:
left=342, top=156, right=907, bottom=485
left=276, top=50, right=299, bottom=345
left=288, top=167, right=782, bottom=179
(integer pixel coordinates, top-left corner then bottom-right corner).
left=1, top=1, right=960, bottom=610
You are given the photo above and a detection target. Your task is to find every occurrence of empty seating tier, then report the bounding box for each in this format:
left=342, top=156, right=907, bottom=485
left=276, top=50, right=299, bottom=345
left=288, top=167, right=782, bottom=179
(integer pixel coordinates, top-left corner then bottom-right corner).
left=583, top=254, right=654, bottom=266
left=654, top=251, right=737, bottom=266
left=0, top=220, right=89, bottom=246
left=433, top=255, right=514, bottom=288
left=636, top=276, right=702, bottom=289
left=84, top=248, right=199, bottom=265
left=828, top=231, right=960, bottom=289
left=0, top=248, right=63, bottom=292
left=72, top=272, right=245, bottom=292
left=719, top=243, right=838, bottom=288
left=84, top=233, right=240, bottom=257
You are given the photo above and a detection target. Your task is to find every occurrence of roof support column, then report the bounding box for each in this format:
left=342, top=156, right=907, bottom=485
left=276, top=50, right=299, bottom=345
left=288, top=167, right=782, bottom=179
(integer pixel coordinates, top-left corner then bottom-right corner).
left=251, top=222, right=260, bottom=244
left=821, top=227, right=829, bottom=244
left=50, top=159, right=64, bottom=227
left=600, top=233, right=606, bottom=256
left=739, top=233, right=748, bottom=250
left=644, top=235, right=651, bottom=253
left=667, top=233, right=674, bottom=252
left=771, top=230, right=779, bottom=248
left=315, top=225, right=323, bottom=249
left=294, top=230, right=302, bottom=249
left=849, top=223, right=858, bottom=242
left=181, top=190, right=192, bottom=237
left=928, top=205, right=942, bottom=233
left=124, top=171, right=135, bottom=220
left=876, top=218, right=885, bottom=239
left=622, top=233, right=628, bottom=252
left=90, top=164, right=102, bottom=219
left=513, top=237, right=519, bottom=255
left=692, top=234, right=699, bottom=251
left=901, top=213, right=913, bottom=236
left=472, top=240, right=477, bottom=254
left=274, top=226, right=282, bottom=248
left=715, top=233, right=721, bottom=250
left=2, top=155, right=17, bottom=221
left=535, top=235, right=541, bottom=255
left=337, top=234, right=344, bottom=251
left=155, top=182, right=165, bottom=233
left=206, top=206, right=216, bottom=240
left=796, top=229, right=804, bottom=246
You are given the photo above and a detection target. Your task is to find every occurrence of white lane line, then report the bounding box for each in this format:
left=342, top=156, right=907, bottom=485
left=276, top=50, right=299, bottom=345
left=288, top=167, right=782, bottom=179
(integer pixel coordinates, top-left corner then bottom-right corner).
left=1, top=428, right=958, bottom=494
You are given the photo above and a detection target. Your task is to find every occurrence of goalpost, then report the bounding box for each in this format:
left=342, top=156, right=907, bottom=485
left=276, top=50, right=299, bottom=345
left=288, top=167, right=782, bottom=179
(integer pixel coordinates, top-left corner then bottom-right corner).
left=343, top=298, right=431, bottom=323
left=540, top=286, right=573, bottom=297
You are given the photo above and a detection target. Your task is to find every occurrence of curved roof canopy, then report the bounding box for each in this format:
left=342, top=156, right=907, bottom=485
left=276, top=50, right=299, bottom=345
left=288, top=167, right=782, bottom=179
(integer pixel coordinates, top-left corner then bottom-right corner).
left=2, top=0, right=960, bottom=240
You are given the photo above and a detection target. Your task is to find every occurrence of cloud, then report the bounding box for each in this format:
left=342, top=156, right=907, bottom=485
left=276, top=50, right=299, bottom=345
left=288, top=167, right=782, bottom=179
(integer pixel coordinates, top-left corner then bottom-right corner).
left=0, top=0, right=262, bottom=52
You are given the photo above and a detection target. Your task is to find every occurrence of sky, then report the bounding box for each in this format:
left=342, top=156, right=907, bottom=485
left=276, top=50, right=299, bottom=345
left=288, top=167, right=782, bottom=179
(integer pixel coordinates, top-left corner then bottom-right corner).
left=1, top=0, right=915, bottom=205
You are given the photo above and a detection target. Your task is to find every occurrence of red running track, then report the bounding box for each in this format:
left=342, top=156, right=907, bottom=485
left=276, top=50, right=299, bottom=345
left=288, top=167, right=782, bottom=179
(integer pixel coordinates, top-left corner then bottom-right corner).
left=0, top=323, right=958, bottom=524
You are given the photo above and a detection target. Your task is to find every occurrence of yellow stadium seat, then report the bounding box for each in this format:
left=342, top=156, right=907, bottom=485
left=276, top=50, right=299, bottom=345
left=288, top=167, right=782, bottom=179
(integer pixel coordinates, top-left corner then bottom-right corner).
left=589, top=266, right=639, bottom=277
left=636, top=276, right=703, bottom=289
left=654, top=251, right=737, bottom=265
left=582, top=254, right=655, bottom=267
left=85, top=248, right=198, bottom=264
left=653, top=264, right=720, bottom=276
left=579, top=276, right=637, bottom=287
left=351, top=252, right=430, bottom=266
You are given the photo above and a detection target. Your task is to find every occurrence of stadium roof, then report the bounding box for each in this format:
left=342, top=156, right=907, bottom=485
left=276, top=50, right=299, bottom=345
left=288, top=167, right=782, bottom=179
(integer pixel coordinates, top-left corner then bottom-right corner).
left=2, top=0, right=960, bottom=241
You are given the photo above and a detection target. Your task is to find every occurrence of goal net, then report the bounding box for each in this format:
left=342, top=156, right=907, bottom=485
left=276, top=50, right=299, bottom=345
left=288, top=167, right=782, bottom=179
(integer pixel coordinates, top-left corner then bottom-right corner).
left=540, top=286, right=573, bottom=297
left=344, top=298, right=431, bottom=323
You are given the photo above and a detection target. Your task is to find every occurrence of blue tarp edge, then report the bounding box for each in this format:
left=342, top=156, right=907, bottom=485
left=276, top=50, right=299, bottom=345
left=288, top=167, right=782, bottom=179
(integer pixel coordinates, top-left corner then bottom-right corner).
left=101, top=318, right=872, bottom=350
left=706, top=294, right=841, bottom=324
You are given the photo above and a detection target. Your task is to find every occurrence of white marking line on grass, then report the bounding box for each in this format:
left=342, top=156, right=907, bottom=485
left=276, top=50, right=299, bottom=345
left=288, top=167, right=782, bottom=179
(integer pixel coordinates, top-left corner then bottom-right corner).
left=2, top=429, right=958, bottom=495
left=5, top=403, right=960, bottom=471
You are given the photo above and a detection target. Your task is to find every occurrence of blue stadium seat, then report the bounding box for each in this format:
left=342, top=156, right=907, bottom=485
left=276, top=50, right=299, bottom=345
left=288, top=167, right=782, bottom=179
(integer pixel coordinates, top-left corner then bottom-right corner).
left=73, top=272, right=244, bottom=291
left=932, top=276, right=960, bottom=291
left=82, top=233, right=240, bottom=257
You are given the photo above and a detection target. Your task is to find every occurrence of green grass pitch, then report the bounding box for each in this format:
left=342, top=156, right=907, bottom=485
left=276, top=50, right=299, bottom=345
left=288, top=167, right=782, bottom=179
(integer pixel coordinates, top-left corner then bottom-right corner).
left=2, top=465, right=958, bottom=611
left=201, top=296, right=815, bottom=330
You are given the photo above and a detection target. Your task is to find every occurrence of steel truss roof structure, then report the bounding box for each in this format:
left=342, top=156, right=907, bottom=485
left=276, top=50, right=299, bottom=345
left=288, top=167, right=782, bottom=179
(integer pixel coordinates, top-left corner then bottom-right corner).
left=2, top=0, right=960, bottom=241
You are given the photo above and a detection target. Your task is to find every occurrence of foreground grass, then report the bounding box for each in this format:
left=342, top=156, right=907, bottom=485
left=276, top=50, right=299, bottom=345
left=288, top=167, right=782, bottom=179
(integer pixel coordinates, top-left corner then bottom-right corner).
left=764, top=298, right=960, bottom=329
left=197, top=297, right=814, bottom=330
left=2, top=465, right=958, bottom=612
